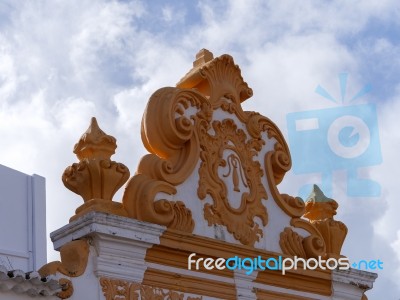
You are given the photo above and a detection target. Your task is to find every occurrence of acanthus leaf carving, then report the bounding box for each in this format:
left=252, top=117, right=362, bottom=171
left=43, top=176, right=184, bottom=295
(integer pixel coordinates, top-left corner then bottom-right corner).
left=279, top=227, right=307, bottom=259
left=279, top=218, right=327, bottom=259
left=290, top=218, right=326, bottom=259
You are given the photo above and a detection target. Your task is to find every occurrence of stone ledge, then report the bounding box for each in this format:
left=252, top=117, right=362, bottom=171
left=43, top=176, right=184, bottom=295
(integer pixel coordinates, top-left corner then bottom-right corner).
left=50, top=211, right=166, bottom=250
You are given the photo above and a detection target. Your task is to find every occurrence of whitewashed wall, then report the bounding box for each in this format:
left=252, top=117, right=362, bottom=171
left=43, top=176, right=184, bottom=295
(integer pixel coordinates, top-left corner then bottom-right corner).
left=0, top=164, right=46, bottom=272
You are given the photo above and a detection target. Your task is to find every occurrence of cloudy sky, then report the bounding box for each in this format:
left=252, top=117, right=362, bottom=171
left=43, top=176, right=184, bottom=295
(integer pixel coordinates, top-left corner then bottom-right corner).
left=0, top=1, right=399, bottom=298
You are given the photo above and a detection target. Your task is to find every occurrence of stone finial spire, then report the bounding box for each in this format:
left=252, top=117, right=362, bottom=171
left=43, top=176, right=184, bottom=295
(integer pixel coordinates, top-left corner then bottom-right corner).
left=62, top=117, right=129, bottom=221
left=303, top=185, right=348, bottom=259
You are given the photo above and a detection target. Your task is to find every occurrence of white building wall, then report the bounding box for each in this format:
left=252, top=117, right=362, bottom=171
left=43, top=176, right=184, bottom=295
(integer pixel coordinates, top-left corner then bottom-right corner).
left=0, top=164, right=46, bottom=272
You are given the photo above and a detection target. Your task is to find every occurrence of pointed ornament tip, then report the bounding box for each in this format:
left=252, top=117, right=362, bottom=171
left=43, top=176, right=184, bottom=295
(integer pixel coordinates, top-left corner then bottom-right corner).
left=307, top=184, right=334, bottom=203
left=303, top=184, right=338, bottom=220
left=73, top=117, right=117, bottom=161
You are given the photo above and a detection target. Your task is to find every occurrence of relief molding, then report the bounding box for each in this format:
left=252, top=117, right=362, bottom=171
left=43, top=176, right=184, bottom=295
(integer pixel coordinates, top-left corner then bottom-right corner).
left=100, top=277, right=202, bottom=300
left=122, top=49, right=331, bottom=248
left=279, top=227, right=307, bottom=259
left=122, top=49, right=281, bottom=245
left=197, top=117, right=268, bottom=245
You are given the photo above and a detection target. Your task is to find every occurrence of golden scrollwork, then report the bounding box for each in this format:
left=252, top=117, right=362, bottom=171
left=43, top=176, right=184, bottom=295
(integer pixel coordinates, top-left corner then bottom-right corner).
left=197, top=118, right=268, bottom=246
left=290, top=218, right=326, bottom=258
left=122, top=85, right=271, bottom=243
left=39, top=240, right=90, bottom=278
left=122, top=87, right=210, bottom=232
left=279, top=218, right=327, bottom=259
left=100, top=278, right=202, bottom=300
left=123, top=49, right=330, bottom=250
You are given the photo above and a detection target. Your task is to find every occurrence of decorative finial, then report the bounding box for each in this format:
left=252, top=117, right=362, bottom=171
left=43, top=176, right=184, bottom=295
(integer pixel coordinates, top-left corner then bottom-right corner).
left=62, top=117, right=129, bottom=221
left=193, top=49, right=214, bottom=68
left=303, top=185, right=347, bottom=259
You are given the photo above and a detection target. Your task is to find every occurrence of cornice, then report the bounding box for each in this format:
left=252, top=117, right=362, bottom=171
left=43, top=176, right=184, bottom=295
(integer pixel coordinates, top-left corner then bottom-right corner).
left=50, top=211, right=165, bottom=251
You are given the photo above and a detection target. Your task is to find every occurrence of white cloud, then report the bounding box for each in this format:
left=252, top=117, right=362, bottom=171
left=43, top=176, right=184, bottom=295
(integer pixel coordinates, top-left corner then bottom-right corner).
left=162, top=6, right=173, bottom=23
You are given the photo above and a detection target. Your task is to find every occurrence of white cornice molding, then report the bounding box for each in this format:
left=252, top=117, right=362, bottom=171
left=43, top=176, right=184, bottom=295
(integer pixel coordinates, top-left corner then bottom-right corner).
left=50, top=211, right=165, bottom=250
left=50, top=211, right=166, bottom=282
left=332, top=268, right=378, bottom=299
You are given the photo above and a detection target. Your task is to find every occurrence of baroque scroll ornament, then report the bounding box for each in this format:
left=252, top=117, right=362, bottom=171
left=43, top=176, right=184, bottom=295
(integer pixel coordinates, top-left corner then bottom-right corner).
left=122, top=50, right=272, bottom=246
left=123, top=49, right=328, bottom=255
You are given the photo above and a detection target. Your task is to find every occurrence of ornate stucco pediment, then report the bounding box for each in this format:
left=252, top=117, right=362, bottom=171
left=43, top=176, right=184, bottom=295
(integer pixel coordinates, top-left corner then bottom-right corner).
left=33, top=49, right=376, bottom=300
left=58, top=49, right=347, bottom=261
left=120, top=49, right=345, bottom=259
